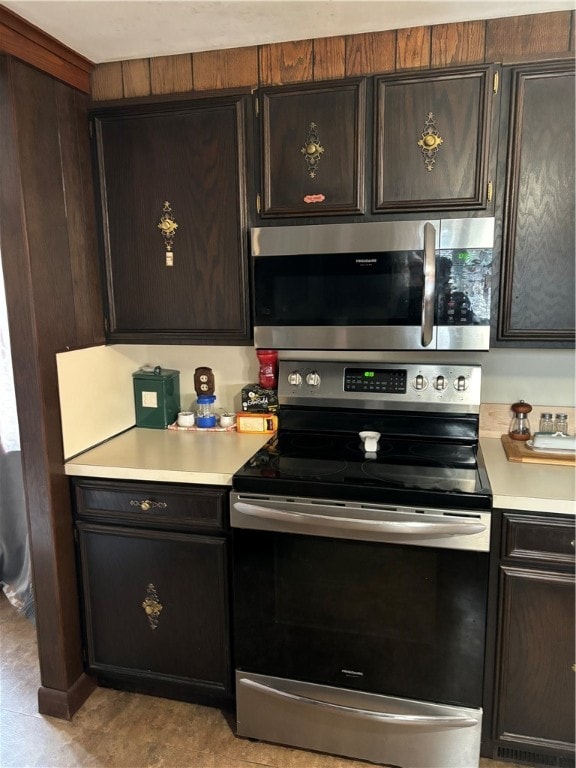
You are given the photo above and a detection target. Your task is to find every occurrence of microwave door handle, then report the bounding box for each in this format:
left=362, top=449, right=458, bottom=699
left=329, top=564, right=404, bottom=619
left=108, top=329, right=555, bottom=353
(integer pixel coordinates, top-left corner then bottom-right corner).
left=421, top=221, right=436, bottom=347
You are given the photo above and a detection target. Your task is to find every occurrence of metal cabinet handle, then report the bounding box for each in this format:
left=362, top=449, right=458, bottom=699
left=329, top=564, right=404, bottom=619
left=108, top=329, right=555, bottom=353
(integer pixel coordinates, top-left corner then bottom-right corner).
left=129, top=499, right=168, bottom=511
left=421, top=221, right=436, bottom=348
left=240, top=678, right=479, bottom=728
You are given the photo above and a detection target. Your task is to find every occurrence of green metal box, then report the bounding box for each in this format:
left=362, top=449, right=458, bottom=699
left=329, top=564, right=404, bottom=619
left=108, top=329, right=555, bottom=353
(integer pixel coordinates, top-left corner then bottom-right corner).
left=133, top=366, right=180, bottom=429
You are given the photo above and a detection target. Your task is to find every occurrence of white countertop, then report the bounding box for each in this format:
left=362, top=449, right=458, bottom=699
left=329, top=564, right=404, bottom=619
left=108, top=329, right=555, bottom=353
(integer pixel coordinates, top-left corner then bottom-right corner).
left=64, top=428, right=576, bottom=516
left=64, top=427, right=272, bottom=486
left=480, top=437, right=575, bottom=515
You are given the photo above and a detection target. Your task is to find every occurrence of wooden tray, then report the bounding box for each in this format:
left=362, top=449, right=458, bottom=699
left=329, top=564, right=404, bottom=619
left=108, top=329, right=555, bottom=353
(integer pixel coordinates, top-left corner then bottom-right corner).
left=500, top=434, right=576, bottom=466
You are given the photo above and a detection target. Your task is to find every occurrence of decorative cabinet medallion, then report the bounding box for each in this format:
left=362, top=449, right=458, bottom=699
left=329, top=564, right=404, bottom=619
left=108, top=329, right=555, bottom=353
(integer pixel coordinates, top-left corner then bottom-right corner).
left=259, top=78, right=366, bottom=217
left=301, top=122, right=325, bottom=178
left=142, top=583, right=163, bottom=629
left=417, top=113, right=444, bottom=171
left=374, top=65, right=499, bottom=212
left=157, top=201, right=178, bottom=267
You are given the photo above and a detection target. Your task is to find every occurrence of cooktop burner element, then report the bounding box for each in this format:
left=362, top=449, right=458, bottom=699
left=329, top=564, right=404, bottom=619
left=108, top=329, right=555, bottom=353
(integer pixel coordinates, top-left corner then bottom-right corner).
left=276, top=456, right=348, bottom=478
left=233, top=361, right=492, bottom=511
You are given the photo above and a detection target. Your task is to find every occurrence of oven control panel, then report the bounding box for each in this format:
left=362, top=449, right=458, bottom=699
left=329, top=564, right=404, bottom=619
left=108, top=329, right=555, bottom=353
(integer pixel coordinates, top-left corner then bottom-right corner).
left=344, top=368, right=407, bottom=394
left=279, top=361, right=482, bottom=413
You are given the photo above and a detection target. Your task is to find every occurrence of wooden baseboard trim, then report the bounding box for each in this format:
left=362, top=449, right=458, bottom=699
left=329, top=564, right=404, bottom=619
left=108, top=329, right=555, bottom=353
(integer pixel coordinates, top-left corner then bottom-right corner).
left=38, top=672, right=97, bottom=720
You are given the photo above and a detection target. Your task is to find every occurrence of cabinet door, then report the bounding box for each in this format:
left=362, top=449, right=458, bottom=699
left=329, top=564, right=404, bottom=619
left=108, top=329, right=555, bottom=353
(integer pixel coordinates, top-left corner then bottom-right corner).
left=495, top=565, right=575, bottom=757
left=374, top=66, right=498, bottom=212
left=92, top=95, right=250, bottom=344
left=496, top=61, right=575, bottom=345
left=259, top=78, right=366, bottom=217
left=77, top=523, right=231, bottom=701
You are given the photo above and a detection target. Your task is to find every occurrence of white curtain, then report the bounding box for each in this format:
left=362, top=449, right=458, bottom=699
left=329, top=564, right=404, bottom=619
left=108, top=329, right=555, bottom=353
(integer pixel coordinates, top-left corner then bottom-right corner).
left=0, top=254, right=34, bottom=620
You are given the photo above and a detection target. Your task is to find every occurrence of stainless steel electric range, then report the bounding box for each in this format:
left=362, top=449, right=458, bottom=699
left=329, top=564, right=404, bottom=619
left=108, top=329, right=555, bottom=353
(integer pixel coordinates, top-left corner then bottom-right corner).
left=231, top=360, right=492, bottom=768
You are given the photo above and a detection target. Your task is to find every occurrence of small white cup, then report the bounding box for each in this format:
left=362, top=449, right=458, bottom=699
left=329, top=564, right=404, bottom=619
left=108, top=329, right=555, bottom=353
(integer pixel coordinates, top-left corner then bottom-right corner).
left=177, top=411, right=195, bottom=427
left=219, top=413, right=236, bottom=428
left=359, top=430, right=381, bottom=452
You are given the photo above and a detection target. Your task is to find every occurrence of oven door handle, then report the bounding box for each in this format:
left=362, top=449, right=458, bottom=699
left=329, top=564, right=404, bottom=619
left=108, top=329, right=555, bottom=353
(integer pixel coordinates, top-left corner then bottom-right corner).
left=239, top=678, right=480, bottom=728
left=421, top=221, right=436, bottom=348
left=233, top=501, right=486, bottom=537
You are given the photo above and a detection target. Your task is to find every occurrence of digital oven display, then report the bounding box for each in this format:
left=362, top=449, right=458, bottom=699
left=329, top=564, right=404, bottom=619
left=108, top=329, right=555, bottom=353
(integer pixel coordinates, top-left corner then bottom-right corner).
left=344, top=368, right=407, bottom=394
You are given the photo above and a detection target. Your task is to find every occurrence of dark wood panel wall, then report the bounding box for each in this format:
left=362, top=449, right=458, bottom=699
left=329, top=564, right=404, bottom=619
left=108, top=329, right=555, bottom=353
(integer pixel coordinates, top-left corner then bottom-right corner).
left=0, top=55, right=103, bottom=717
left=91, top=11, right=574, bottom=100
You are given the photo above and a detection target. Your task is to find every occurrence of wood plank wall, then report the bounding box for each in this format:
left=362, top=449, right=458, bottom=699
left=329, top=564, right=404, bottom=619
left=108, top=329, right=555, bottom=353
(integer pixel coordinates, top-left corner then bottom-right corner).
left=91, top=11, right=575, bottom=101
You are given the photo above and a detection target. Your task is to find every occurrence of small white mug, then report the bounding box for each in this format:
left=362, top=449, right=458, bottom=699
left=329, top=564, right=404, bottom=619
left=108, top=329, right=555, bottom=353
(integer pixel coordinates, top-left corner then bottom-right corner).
left=177, top=411, right=195, bottom=427
left=359, top=430, right=381, bottom=452
left=219, top=413, right=236, bottom=428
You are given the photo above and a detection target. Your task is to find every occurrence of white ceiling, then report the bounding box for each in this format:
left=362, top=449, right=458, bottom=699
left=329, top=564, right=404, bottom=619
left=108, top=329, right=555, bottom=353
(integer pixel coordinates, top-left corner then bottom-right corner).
left=2, top=0, right=574, bottom=64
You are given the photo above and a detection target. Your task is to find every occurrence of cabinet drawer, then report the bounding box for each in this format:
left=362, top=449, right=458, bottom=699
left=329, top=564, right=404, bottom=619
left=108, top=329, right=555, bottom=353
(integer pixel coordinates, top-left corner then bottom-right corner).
left=502, top=513, right=575, bottom=565
left=73, top=479, right=227, bottom=532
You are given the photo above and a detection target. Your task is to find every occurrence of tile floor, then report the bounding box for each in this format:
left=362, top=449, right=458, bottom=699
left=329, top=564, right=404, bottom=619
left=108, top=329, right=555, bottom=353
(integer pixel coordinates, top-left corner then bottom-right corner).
left=0, top=594, right=524, bottom=768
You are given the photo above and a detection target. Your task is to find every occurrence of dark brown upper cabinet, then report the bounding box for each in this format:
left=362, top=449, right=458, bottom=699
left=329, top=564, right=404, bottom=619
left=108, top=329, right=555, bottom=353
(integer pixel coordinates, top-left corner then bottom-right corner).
left=90, top=93, right=251, bottom=345
left=495, top=60, right=575, bottom=346
left=374, top=65, right=499, bottom=213
left=258, top=78, right=366, bottom=217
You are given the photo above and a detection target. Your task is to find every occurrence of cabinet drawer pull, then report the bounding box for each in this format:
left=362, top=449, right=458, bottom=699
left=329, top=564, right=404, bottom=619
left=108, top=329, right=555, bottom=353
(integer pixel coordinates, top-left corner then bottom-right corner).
left=130, top=499, right=168, bottom=512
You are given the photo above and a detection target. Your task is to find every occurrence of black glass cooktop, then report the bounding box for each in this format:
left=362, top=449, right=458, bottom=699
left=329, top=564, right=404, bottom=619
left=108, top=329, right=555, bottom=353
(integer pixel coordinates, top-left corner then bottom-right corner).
left=233, top=427, right=492, bottom=511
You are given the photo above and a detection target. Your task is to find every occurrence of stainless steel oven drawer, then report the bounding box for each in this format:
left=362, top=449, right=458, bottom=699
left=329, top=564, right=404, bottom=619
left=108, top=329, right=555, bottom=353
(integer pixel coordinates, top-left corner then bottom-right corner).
left=236, top=671, right=483, bottom=768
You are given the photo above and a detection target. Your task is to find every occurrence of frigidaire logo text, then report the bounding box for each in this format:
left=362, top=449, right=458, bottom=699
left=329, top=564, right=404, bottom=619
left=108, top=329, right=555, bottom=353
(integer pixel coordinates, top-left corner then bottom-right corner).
left=355, top=258, right=377, bottom=264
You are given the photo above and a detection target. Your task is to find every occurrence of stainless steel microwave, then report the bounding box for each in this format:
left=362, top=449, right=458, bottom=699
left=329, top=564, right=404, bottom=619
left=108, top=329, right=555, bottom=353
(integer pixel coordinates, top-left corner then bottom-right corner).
left=251, top=218, right=495, bottom=351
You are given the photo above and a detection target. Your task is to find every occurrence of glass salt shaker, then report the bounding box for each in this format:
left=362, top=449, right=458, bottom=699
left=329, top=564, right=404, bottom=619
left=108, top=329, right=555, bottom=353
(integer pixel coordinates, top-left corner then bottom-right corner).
left=538, top=413, right=554, bottom=433
left=554, top=413, right=568, bottom=435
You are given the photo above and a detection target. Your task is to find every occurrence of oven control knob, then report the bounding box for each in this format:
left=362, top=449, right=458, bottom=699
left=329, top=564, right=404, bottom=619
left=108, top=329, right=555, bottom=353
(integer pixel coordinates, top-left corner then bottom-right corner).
left=433, top=375, right=448, bottom=391
left=305, top=372, right=321, bottom=387
left=288, top=371, right=302, bottom=386
left=455, top=375, right=468, bottom=392
left=412, top=374, right=428, bottom=391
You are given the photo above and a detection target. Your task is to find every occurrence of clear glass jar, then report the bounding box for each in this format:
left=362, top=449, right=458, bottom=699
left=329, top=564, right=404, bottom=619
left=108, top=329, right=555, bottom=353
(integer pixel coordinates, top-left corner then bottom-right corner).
left=554, top=413, right=568, bottom=435
left=196, top=394, right=217, bottom=428
left=538, top=413, right=554, bottom=433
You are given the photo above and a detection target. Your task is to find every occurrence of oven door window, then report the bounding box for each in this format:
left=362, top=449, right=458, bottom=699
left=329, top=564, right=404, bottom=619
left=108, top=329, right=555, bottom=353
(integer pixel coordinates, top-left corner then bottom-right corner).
left=233, top=530, right=488, bottom=708
left=253, top=251, right=425, bottom=326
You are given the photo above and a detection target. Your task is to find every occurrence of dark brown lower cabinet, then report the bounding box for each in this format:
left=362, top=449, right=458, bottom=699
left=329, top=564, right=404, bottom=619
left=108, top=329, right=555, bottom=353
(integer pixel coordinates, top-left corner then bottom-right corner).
left=73, top=479, right=232, bottom=706
left=489, top=510, right=575, bottom=766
